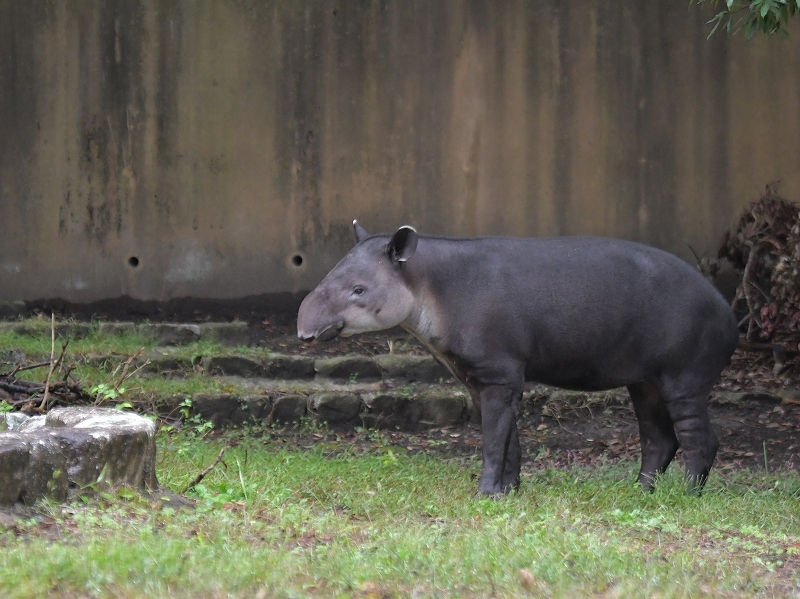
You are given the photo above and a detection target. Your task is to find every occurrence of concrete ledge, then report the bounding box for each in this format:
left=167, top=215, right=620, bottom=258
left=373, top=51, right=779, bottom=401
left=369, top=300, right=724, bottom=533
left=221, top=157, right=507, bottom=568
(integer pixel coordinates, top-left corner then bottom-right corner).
left=0, top=408, right=157, bottom=507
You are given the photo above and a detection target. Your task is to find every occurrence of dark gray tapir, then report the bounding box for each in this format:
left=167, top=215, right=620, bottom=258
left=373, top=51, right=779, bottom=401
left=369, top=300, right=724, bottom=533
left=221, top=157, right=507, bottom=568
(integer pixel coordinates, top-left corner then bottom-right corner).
left=297, top=222, right=739, bottom=496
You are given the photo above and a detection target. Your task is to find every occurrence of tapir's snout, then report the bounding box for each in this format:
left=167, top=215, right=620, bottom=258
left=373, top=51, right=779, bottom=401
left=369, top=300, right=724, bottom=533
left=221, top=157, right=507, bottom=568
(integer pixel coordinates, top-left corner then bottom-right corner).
left=297, top=320, right=345, bottom=342
left=297, top=290, right=345, bottom=342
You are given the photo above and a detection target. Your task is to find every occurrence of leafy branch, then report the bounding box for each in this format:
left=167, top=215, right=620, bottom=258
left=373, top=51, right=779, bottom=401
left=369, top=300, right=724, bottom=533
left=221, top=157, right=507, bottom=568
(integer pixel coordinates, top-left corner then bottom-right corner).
left=692, top=0, right=800, bottom=38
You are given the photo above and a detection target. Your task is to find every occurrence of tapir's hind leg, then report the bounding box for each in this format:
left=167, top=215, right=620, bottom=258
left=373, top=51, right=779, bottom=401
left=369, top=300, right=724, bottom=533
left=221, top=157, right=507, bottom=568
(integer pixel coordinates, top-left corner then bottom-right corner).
left=663, top=389, right=719, bottom=494
left=627, top=381, right=680, bottom=491
left=501, top=421, right=522, bottom=492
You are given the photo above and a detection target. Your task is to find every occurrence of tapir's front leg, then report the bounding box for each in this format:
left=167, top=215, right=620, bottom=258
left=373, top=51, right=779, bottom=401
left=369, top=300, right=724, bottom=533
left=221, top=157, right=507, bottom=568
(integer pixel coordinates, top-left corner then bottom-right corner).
left=476, top=384, right=522, bottom=496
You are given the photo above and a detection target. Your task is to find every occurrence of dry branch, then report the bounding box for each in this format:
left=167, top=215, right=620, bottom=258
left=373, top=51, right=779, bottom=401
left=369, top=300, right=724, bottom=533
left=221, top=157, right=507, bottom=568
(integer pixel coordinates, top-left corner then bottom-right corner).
left=182, top=447, right=227, bottom=493
left=719, top=184, right=800, bottom=345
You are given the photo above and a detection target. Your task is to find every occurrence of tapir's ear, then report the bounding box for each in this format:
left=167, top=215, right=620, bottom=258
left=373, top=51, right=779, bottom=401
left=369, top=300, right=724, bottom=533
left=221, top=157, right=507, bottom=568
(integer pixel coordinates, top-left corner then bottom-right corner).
left=387, top=226, right=418, bottom=264
left=353, top=220, right=369, bottom=242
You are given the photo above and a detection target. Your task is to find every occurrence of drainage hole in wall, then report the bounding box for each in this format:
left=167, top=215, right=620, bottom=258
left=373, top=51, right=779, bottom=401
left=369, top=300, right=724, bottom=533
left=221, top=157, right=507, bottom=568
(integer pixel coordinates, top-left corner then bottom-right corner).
left=291, top=254, right=304, bottom=267
left=128, top=256, right=140, bottom=268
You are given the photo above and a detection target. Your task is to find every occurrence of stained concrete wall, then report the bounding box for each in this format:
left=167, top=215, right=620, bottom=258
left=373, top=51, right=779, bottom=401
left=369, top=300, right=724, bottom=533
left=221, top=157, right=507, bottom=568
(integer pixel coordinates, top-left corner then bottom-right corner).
left=1, top=1, right=799, bottom=304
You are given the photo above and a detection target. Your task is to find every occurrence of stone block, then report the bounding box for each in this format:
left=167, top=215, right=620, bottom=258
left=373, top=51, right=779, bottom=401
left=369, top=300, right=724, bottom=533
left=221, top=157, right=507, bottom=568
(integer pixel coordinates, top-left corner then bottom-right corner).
left=205, top=355, right=264, bottom=377
left=361, top=394, right=423, bottom=430
left=241, top=395, right=271, bottom=421
left=145, top=355, right=195, bottom=374
left=46, top=407, right=158, bottom=491
left=24, top=433, right=68, bottom=503
left=0, top=436, right=29, bottom=504
left=191, top=394, right=241, bottom=428
left=309, top=392, right=362, bottom=424
left=374, top=354, right=452, bottom=383
left=263, top=354, right=315, bottom=380
left=0, top=407, right=158, bottom=506
left=199, top=322, right=251, bottom=347
left=418, top=391, right=466, bottom=428
left=315, top=356, right=382, bottom=382
left=269, top=394, right=306, bottom=424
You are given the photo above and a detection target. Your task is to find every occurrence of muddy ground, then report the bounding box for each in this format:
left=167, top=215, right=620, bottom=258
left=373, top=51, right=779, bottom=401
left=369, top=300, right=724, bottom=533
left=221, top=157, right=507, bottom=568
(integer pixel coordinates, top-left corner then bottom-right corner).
left=232, top=315, right=800, bottom=476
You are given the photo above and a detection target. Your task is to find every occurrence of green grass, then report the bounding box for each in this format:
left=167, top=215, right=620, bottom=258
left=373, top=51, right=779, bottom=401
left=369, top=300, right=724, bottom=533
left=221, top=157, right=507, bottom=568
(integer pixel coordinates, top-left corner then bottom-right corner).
left=0, top=323, right=155, bottom=358
left=1, top=429, right=799, bottom=598
left=2, top=321, right=799, bottom=596
left=0, top=324, right=251, bottom=404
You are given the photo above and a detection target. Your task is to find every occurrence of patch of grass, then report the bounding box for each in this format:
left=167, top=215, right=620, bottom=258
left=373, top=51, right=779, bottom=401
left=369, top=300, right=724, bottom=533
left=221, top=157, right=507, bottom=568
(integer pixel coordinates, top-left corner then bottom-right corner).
left=0, top=322, right=156, bottom=360
left=0, top=322, right=255, bottom=406
left=1, top=430, right=798, bottom=598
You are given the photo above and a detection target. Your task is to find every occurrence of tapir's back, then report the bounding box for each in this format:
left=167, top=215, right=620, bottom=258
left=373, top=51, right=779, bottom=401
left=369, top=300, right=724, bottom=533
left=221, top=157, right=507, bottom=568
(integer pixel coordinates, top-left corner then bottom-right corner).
left=409, top=235, right=738, bottom=392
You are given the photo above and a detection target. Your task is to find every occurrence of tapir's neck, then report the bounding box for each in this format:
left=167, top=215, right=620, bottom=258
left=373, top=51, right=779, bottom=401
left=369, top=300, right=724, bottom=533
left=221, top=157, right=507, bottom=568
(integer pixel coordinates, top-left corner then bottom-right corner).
left=396, top=239, right=468, bottom=352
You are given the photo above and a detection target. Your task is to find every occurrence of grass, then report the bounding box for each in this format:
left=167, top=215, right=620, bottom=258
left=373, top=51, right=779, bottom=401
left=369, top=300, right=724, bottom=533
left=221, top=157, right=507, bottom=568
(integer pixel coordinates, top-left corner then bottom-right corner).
left=2, top=321, right=800, bottom=596
left=1, top=428, right=799, bottom=598
left=0, top=324, right=251, bottom=405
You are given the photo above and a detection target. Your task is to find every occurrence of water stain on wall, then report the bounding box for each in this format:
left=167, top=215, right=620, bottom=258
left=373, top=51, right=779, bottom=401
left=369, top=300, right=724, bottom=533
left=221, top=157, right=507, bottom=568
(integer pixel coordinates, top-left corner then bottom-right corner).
left=0, top=0, right=799, bottom=303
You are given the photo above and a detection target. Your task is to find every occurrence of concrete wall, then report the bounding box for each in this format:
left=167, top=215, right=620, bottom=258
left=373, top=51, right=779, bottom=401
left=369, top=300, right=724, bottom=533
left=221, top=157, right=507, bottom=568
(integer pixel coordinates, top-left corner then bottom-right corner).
left=1, top=0, right=799, bottom=303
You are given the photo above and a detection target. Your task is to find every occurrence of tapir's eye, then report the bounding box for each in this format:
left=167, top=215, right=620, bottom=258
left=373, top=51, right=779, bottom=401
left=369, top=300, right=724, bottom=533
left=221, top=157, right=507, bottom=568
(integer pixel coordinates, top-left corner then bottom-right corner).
left=352, top=286, right=365, bottom=297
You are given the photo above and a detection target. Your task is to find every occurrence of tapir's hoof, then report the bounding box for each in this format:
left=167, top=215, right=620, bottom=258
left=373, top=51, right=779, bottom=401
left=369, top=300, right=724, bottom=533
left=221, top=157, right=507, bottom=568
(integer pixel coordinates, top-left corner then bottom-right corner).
left=476, top=482, right=519, bottom=498
left=685, top=473, right=709, bottom=496
left=637, top=472, right=658, bottom=493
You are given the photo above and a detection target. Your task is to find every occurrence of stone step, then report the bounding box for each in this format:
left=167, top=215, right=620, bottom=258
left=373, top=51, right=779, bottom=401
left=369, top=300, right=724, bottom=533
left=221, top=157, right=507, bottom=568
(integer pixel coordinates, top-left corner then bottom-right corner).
left=151, top=385, right=794, bottom=434
left=139, top=352, right=454, bottom=385
left=156, top=385, right=473, bottom=431
left=0, top=320, right=451, bottom=384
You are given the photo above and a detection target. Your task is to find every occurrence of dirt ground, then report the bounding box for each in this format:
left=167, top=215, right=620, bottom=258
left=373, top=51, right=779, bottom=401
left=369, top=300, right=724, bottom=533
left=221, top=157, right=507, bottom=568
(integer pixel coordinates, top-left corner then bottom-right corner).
left=240, top=315, right=800, bottom=476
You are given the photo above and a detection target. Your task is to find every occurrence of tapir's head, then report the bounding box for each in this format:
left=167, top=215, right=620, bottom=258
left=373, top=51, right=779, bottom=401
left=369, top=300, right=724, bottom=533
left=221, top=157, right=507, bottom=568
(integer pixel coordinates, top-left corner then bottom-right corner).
left=297, top=221, right=419, bottom=342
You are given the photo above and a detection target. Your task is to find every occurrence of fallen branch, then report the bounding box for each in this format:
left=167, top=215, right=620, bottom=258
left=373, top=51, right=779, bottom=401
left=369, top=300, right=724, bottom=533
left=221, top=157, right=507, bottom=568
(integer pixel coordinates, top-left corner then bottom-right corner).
left=0, top=361, right=54, bottom=377
left=737, top=339, right=800, bottom=354
left=182, top=447, right=227, bottom=494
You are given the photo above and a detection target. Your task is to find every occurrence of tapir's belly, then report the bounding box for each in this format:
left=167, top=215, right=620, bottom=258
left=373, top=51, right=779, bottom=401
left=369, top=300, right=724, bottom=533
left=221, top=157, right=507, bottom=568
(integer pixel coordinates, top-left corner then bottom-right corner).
left=525, top=360, right=645, bottom=391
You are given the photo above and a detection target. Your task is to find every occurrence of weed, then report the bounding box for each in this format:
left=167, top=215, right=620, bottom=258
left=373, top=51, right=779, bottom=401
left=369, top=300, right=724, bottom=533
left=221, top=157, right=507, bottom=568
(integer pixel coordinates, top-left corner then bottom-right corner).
left=91, top=381, right=126, bottom=403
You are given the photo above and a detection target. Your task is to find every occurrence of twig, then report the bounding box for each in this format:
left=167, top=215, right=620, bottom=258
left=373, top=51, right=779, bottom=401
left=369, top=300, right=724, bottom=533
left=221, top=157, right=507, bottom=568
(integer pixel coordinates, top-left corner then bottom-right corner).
left=38, top=339, right=70, bottom=411
left=742, top=245, right=761, bottom=341
left=1, top=380, right=45, bottom=394
left=38, top=314, right=57, bottom=411
left=0, top=361, right=53, bottom=377
left=114, top=348, right=150, bottom=391
left=182, top=447, right=227, bottom=493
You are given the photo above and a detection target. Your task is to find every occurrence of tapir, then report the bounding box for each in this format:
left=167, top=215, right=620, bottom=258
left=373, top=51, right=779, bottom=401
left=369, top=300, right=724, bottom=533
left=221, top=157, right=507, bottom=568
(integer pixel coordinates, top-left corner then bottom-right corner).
left=297, top=221, right=739, bottom=496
